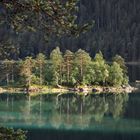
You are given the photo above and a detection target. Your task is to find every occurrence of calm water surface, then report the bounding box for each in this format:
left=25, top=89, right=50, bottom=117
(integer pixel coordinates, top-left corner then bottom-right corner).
left=0, top=92, right=140, bottom=140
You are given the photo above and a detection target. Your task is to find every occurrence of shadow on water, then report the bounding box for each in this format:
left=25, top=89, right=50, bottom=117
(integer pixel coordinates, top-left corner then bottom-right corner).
left=26, top=129, right=140, bottom=140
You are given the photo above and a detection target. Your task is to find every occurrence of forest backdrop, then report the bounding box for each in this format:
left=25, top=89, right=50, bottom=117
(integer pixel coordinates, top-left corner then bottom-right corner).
left=0, top=0, right=140, bottom=61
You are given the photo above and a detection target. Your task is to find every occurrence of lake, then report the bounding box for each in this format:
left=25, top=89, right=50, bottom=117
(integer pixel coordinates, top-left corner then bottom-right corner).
left=0, top=92, right=140, bottom=140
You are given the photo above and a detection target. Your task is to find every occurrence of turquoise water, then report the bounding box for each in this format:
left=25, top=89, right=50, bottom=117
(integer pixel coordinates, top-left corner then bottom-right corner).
left=0, top=93, right=140, bottom=140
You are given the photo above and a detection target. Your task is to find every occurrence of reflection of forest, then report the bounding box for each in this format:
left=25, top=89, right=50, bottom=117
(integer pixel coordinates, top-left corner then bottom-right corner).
left=0, top=93, right=129, bottom=129
left=56, top=93, right=129, bottom=125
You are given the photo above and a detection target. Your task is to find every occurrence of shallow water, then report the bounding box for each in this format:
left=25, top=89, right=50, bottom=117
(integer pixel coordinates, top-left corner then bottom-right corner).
left=0, top=92, right=140, bottom=140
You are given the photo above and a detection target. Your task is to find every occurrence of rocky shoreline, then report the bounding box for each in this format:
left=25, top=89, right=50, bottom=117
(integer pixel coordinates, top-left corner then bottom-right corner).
left=67, top=85, right=136, bottom=94
left=0, top=84, right=137, bottom=95
left=0, top=87, right=6, bottom=93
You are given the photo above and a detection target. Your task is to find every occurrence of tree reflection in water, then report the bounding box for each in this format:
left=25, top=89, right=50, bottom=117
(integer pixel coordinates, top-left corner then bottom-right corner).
left=0, top=93, right=129, bottom=129
left=56, top=93, right=129, bottom=127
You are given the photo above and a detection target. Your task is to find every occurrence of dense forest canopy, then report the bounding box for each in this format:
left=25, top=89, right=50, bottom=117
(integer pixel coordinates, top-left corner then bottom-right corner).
left=0, top=0, right=92, bottom=36
left=0, top=0, right=140, bottom=61
left=0, top=0, right=93, bottom=59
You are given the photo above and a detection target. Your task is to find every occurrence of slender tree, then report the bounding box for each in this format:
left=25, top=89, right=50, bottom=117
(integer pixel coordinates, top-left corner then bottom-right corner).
left=75, top=49, right=92, bottom=84
left=63, top=50, right=74, bottom=84
left=35, top=53, right=46, bottom=85
left=50, top=47, right=63, bottom=85
left=20, top=57, right=35, bottom=89
left=3, top=59, right=15, bottom=85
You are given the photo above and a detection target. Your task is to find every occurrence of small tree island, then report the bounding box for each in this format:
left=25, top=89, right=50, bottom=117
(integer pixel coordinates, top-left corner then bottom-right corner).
left=0, top=47, right=135, bottom=95
left=0, top=0, right=135, bottom=95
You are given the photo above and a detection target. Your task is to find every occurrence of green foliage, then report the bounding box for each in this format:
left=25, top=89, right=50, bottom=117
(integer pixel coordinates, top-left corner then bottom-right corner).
left=75, top=49, right=92, bottom=84
left=1, top=0, right=140, bottom=63
left=69, top=64, right=79, bottom=85
left=113, top=55, right=127, bottom=74
left=0, top=40, right=19, bottom=60
left=82, top=63, right=95, bottom=85
left=108, top=62, right=124, bottom=86
left=0, top=127, right=27, bottom=140
left=113, top=55, right=129, bottom=85
left=0, top=59, right=15, bottom=85
left=50, top=47, right=63, bottom=69
left=63, top=50, right=74, bottom=85
left=44, top=61, right=54, bottom=85
left=31, top=75, right=40, bottom=85
left=50, top=47, right=63, bottom=85
left=0, top=0, right=93, bottom=61
left=36, top=53, right=46, bottom=64
left=93, top=51, right=109, bottom=85
left=35, top=53, right=46, bottom=85
left=0, top=49, right=129, bottom=87
left=1, top=0, right=93, bottom=38
left=20, top=57, right=35, bottom=87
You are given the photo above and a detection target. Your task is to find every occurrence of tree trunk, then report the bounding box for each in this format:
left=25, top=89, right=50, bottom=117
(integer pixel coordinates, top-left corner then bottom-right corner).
left=67, top=60, right=70, bottom=83
left=39, top=63, right=43, bottom=85
left=11, top=65, right=14, bottom=84
left=6, top=73, right=9, bottom=85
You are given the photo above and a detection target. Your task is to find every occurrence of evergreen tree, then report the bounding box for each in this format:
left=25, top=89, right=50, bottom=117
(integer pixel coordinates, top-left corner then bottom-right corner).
left=35, top=53, right=46, bottom=85
left=113, top=55, right=129, bottom=85
left=75, top=49, right=92, bottom=84
left=113, top=55, right=127, bottom=74
left=63, top=50, right=74, bottom=84
left=20, top=57, right=35, bottom=89
left=108, top=62, right=124, bottom=86
left=0, top=127, right=26, bottom=140
left=50, top=47, right=63, bottom=85
left=82, top=62, right=95, bottom=85
left=44, top=61, right=54, bottom=85
left=93, top=51, right=109, bottom=85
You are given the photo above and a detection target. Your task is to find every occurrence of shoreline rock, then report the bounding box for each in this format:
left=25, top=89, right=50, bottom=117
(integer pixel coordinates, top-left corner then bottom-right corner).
left=0, top=84, right=137, bottom=95
left=68, top=85, right=136, bottom=94
left=0, top=87, right=7, bottom=93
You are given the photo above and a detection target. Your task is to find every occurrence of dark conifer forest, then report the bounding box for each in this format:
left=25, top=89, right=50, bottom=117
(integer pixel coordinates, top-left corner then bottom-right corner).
left=0, top=0, right=140, bottom=61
